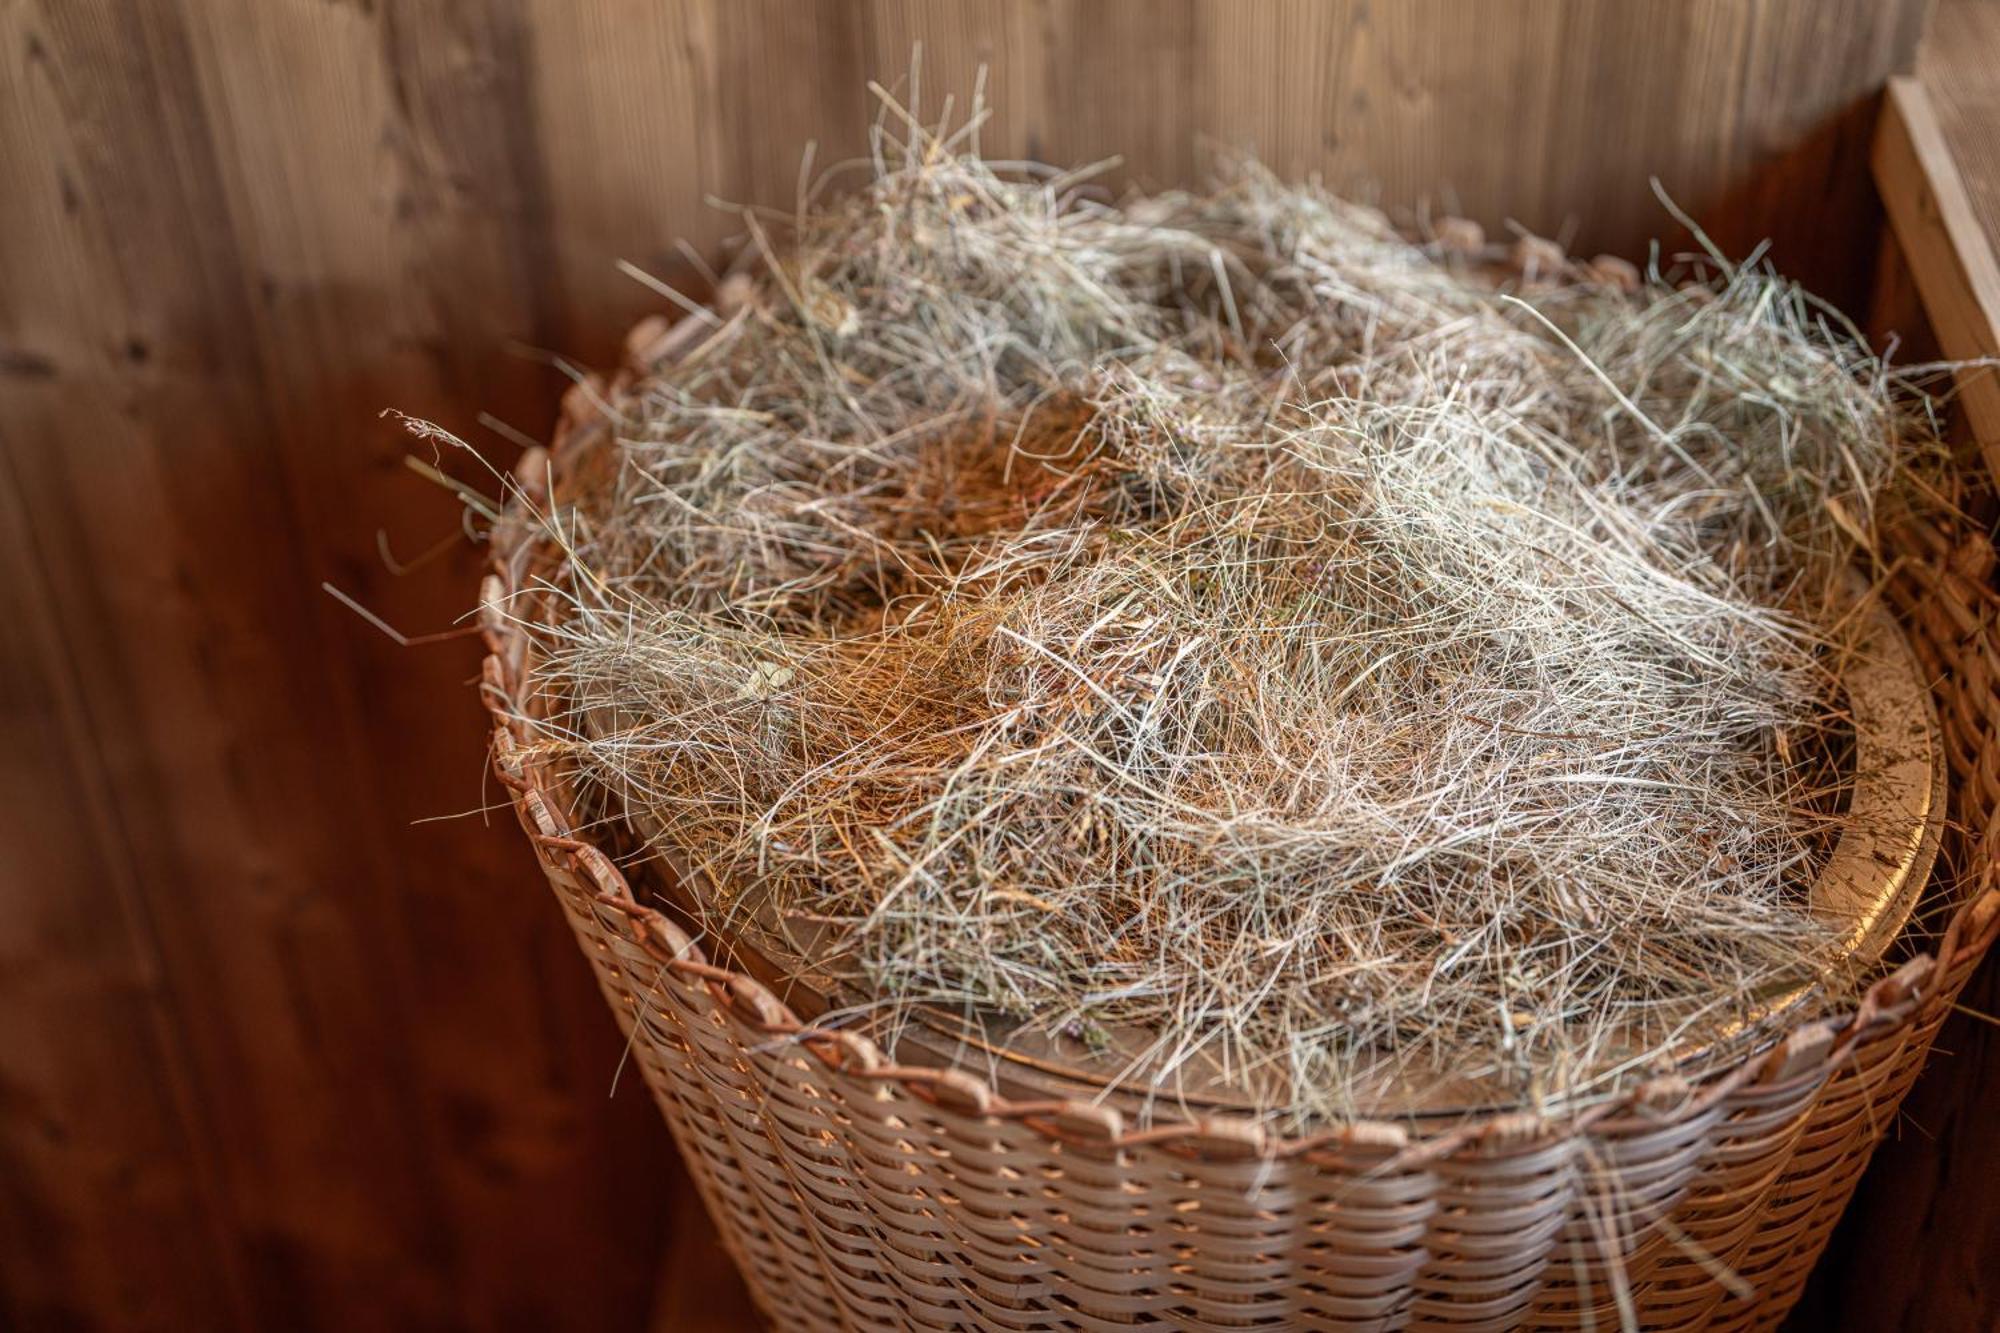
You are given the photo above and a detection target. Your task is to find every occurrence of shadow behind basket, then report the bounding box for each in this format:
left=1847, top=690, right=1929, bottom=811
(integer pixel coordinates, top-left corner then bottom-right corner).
left=478, top=316, right=2000, bottom=1331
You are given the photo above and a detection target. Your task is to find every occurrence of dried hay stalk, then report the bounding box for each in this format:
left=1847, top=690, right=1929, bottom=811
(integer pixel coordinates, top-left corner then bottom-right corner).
left=499, top=89, right=1946, bottom=1125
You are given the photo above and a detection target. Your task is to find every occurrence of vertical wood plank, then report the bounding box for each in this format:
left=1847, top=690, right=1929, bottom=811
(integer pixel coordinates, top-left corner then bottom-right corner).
left=0, top=15, right=245, bottom=1325
left=169, top=1, right=687, bottom=1327
left=0, top=1, right=461, bottom=1326
left=858, top=0, right=1053, bottom=164
left=0, top=442, right=252, bottom=1332
left=514, top=0, right=717, bottom=354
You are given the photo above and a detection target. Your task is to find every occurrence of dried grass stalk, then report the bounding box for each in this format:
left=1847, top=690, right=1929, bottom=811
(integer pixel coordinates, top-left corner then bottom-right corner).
left=501, top=90, right=1944, bottom=1125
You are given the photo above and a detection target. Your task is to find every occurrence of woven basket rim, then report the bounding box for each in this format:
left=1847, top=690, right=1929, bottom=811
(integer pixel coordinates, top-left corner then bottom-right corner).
left=478, top=311, right=2000, bottom=1162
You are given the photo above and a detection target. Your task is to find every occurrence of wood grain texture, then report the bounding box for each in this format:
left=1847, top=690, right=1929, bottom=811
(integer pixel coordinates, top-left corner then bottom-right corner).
left=0, top=3, right=1955, bottom=1330
left=0, top=2, right=679, bottom=1329
left=1874, top=78, right=2000, bottom=466
left=0, top=430, right=254, bottom=1332
left=1919, top=0, right=2000, bottom=260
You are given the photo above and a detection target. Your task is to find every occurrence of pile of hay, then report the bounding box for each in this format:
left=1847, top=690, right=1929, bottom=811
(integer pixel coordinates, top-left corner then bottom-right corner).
left=509, top=97, right=1939, bottom=1123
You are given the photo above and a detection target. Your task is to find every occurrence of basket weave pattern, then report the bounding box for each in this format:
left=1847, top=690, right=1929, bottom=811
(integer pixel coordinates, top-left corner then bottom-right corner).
left=480, top=347, right=2000, bottom=1332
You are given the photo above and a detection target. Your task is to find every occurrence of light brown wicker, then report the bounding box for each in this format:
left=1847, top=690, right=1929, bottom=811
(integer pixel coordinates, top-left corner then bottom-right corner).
left=480, top=303, right=2000, bottom=1330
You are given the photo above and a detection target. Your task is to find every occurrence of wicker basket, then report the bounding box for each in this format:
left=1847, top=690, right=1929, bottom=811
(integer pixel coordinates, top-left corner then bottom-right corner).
left=480, top=296, right=2000, bottom=1329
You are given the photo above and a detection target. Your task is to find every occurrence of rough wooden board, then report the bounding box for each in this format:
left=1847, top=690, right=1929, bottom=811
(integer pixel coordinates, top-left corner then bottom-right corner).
left=1912, top=0, right=2000, bottom=312
left=1873, top=76, right=2000, bottom=470
left=0, top=427, right=254, bottom=1331
left=516, top=0, right=1925, bottom=314
left=172, top=6, right=691, bottom=1324
left=0, top=4, right=458, bottom=1326
left=0, top=3, right=680, bottom=1329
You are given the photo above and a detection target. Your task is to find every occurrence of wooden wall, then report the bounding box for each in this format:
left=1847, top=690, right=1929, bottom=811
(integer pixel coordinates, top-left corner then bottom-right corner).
left=0, top=2, right=1967, bottom=1330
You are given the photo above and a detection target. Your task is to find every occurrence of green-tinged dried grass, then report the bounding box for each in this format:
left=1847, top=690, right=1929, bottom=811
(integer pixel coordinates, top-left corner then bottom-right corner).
left=496, top=93, right=1943, bottom=1125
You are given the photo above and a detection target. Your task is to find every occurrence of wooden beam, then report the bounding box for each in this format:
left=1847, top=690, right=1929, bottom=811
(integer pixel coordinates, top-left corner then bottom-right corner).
left=1873, top=75, right=2000, bottom=474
